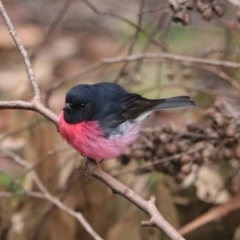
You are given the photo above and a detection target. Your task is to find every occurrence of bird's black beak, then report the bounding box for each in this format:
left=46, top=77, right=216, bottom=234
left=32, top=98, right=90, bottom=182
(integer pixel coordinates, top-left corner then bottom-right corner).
left=63, top=103, right=72, bottom=111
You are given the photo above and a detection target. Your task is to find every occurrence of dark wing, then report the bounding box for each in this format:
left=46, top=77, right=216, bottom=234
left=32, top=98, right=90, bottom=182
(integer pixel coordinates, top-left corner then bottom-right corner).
left=121, top=93, right=165, bottom=121
left=99, top=93, right=163, bottom=129
left=100, top=93, right=195, bottom=129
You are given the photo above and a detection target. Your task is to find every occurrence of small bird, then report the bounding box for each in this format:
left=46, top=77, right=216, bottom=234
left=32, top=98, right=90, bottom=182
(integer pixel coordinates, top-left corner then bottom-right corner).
left=59, top=82, right=195, bottom=162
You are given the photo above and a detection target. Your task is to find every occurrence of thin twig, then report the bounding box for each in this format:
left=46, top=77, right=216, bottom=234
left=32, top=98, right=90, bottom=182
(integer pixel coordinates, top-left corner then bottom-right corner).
left=82, top=0, right=165, bottom=49
left=44, top=50, right=240, bottom=99
left=3, top=151, right=104, bottom=240
left=31, top=171, right=104, bottom=240
left=102, top=52, right=240, bottom=68
left=30, top=0, right=73, bottom=60
left=113, top=0, right=146, bottom=83
left=179, top=195, right=240, bottom=235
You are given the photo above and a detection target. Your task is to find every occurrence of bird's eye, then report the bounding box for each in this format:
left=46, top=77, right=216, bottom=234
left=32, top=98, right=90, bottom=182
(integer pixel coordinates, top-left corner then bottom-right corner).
left=80, top=103, right=85, bottom=108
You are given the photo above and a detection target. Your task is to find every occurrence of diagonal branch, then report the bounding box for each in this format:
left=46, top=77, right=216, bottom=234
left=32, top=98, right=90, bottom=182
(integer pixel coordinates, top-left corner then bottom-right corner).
left=178, top=195, right=240, bottom=236
left=87, top=161, right=185, bottom=240
left=2, top=151, right=104, bottom=240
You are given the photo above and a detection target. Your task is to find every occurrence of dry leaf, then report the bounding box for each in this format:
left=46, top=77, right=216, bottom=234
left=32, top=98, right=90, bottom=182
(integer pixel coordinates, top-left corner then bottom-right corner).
left=195, top=165, right=231, bottom=204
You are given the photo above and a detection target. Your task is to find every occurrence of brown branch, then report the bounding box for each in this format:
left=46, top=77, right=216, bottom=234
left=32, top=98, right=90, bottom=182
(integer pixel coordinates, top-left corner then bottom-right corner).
left=179, top=195, right=240, bottom=236
left=0, top=100, right=58, bottom=126
left=0, top=100, right=34, bottom=110
left=32, top=100, right=58, bottom=125
left=2, top=151, right=104, bottom=240
left=45, top=50, right=240, bottom=100
left=88, top=161, right=185, bottom=240
left=102, top=52, right=240, bottom=68
left=30, top=171, right=104, bottom=240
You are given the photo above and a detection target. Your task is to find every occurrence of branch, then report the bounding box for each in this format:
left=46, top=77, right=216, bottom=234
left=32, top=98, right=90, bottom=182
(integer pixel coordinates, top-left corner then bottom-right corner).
left=102, top=52, right=240, bottom=68
left=2, top=151, right=104, bottom=240
left=179, top=195, right=240, bottom=236
left=45, top=51, right=240, bottom=100
left=0, top=100, right=58, bottom=126
left=87, top=161, right=185, bottom=240
left=30, top=171, right=104, bottom=240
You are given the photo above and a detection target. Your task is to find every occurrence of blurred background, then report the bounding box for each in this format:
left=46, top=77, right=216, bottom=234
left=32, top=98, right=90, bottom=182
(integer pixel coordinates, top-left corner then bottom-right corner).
left=0, top=0, right=240, bottom=239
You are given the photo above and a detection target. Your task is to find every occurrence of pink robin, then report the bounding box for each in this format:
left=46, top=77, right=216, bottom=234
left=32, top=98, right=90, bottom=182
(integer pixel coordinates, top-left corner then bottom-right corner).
left=59, top=82, right=195, bottom=163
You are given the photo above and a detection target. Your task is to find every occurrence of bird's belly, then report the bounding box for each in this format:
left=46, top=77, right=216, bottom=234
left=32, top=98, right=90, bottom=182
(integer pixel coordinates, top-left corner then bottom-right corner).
left=59, top=113, right=139, bottom=161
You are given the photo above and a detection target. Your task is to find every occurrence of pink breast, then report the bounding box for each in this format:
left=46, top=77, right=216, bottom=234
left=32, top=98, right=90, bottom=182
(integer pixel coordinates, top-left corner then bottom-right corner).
left=58, top=111, right=139, bottom=160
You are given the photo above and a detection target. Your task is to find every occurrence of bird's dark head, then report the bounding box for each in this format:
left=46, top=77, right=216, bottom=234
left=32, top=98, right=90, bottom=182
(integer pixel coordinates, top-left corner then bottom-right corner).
left=63, top=84, right=96, bottom=124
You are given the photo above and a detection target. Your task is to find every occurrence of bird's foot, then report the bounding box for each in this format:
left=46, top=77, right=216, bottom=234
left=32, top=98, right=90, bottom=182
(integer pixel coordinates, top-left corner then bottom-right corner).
left=84, top=158, right=102, bottom=177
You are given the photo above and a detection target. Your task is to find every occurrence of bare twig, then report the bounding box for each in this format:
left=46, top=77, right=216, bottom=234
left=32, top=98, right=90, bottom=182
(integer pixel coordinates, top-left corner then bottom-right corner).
left=44, top=50, right=240, bottom=99
left=24, top=146, right=71, bottom=173
left=82, top=0, right=165, bottom=49
left=179, top=195, right=240, bottom=236
left=2, top=151, right=104, bottom=240
left=30, top=171, right=104, bottom=240
left=102, top=52, right=240, bottom=68
left=114, top=0, right=146, bottom=83
left=88, top=161, right=185, bottom=240
left=30, top=0, right=73, bottom=60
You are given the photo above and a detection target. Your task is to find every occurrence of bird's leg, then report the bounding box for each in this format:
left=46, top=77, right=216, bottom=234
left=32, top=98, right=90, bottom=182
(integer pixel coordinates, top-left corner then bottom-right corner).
left=98, top=159, right=104, bottom=165
left=84, top=157, right=102, bottom=177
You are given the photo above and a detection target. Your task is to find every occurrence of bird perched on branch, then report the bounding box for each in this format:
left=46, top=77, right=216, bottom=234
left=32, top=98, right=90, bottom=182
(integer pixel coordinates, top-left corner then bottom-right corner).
left=59, top=82, right=195, bottom=163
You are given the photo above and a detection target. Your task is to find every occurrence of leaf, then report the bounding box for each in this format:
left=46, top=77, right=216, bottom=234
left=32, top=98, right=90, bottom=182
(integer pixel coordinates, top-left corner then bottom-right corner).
left=195, top=165, right=231, bottom=204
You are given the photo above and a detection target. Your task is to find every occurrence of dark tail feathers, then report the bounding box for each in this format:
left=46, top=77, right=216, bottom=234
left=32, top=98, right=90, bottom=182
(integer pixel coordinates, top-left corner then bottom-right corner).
left=154, top=96, right=195, bottom=110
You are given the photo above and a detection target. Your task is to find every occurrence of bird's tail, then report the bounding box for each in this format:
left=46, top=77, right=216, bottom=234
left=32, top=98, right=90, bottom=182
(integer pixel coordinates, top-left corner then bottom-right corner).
left=154, top=96, right=195, bottom=110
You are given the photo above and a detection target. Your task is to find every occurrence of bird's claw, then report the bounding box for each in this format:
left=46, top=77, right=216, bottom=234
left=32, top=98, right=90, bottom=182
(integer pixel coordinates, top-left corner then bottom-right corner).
left=84, top=157, right=102, bottom=178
